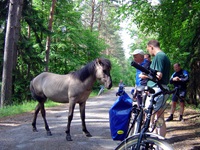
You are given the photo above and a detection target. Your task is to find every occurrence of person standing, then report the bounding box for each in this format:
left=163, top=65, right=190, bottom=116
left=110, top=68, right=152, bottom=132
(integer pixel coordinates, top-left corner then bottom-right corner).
left=144, top=40, right=171, bottom=138
left=118, top=80, right=125, bottom=87
left=131, top=49, right=151, bottom=87
left=130, top=49, right=151, bottom=105
left=116, top=80, right=125, bottom=96
left=166, top=63, right=189, bottom=122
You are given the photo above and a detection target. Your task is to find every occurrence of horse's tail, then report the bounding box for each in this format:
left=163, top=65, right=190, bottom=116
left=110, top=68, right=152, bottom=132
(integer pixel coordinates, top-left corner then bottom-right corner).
left=30, top=80, right=46, bottom=102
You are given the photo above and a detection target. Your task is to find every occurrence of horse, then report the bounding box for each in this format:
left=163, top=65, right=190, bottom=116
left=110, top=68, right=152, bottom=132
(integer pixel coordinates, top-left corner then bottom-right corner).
left=30, top=58, right=112, bottom=141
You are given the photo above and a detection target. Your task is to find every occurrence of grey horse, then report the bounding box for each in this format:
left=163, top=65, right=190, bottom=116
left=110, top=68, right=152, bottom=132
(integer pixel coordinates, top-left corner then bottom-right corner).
left=30, top=58, right=112, bottom=141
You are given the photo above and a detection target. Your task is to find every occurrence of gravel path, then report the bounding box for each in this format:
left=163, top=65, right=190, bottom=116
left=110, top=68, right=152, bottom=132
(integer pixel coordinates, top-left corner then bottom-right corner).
left=0, top=87, right=200, bottom=150
left=0, top=87, right=121, bottom=150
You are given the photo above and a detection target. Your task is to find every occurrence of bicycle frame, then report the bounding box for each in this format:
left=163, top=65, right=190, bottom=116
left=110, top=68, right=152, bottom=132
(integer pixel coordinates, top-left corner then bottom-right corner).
left=126, top=86, right=149, bottom=138
left=135, top=91, right=163, bottom=149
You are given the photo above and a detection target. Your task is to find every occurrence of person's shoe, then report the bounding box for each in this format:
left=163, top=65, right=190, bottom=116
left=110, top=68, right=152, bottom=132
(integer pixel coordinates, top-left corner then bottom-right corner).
left=179, top=116, right=184, bottom=122
left=165, top=115, right=173, bottom=121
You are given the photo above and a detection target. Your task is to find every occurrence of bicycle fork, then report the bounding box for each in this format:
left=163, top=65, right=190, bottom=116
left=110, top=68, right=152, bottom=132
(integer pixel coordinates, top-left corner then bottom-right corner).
left=135, top=97, right=155, bottom=150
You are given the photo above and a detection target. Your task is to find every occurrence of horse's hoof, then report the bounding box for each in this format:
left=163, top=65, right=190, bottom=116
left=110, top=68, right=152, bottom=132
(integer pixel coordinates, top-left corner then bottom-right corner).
left=47, top=131, right=52, bottom=136
left=66, top=135, right=73, bottom=141
left=84, top=132, right=92, bottom=137
left=33, top=128, right=38, bottom=132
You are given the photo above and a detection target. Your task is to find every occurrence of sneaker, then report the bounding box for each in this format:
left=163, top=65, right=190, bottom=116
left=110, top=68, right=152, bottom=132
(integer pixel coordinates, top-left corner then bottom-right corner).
left=165, top=115, right=173, bottom=121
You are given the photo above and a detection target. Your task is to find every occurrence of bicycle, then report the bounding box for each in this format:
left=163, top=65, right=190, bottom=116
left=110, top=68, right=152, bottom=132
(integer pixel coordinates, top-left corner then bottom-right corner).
left=126, top=85, right=154, bottom=138
left=115, top=61, right=178, bottom=150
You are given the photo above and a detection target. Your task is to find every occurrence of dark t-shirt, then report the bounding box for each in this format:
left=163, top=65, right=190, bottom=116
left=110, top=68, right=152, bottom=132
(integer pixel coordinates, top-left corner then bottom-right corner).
left=170, top=69, right=189, bottom=90
left=147, top=51, right=171, bottom=87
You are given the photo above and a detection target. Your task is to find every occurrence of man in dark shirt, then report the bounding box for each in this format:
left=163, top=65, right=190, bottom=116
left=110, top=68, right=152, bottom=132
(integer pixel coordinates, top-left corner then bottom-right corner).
left=166, top=63, right=189, bottom=122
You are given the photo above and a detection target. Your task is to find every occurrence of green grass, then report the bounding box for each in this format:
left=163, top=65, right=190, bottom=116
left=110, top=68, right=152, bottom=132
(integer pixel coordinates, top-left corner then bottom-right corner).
left=0, top=100, right=59, bottom=119
left=0, top=91, right=104, bottom=119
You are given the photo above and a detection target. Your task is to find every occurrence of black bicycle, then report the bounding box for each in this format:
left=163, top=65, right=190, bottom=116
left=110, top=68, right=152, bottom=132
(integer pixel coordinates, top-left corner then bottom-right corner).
left=115, top=61, right=177, bottom=150
left=126, top=85, right=155, bottom=138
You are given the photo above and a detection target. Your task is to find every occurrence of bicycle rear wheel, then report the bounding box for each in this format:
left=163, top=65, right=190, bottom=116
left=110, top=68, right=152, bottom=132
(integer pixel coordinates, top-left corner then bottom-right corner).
left=115, top=135, right=174, bottom=150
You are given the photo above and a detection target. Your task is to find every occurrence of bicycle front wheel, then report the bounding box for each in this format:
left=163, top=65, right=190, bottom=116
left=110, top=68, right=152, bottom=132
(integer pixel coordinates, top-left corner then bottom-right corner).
left=115, top=135, right=174, bottom=150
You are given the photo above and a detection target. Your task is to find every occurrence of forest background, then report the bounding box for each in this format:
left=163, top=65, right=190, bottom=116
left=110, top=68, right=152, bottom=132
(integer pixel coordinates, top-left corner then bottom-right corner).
left=0, top=0, right=200, bottom=108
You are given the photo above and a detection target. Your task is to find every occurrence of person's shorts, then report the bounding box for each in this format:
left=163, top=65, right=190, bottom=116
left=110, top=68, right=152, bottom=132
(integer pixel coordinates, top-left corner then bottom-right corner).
left=145, top=85, right=169, bottom=112
left=172, top=90, right=186, bottom=102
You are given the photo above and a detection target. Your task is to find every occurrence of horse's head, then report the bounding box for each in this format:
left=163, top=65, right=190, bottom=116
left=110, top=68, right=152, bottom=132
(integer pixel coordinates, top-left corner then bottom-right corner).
left=95, top=58, right=112, bottom=89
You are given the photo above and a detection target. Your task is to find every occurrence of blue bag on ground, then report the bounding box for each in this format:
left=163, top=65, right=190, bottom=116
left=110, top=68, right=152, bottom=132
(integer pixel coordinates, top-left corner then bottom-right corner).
left=109, top=92, right=132, bottom=141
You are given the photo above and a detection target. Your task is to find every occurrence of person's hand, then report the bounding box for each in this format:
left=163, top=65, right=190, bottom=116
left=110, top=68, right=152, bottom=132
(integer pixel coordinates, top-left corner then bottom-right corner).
left=173, top=76, right=180, bottom=81
left=139, top=73, right=147, bottom=79
left=156, top=72, right=162, bottom=80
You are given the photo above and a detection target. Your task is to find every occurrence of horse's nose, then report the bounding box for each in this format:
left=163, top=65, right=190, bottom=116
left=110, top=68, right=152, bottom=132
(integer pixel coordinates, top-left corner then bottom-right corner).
left=108, top=82, right=112, bottom=89
left=107, top=77, right=112, bottom=89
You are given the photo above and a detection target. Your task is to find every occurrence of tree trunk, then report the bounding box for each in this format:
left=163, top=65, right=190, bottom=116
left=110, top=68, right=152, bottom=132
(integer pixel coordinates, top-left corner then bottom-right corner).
left=98, top=2, right=103, bottom=32
left=1, top=0, right=23, bottom=107
left=90, top=0, right=95, bottom=32
left=44, top=0, right=56, bottom=72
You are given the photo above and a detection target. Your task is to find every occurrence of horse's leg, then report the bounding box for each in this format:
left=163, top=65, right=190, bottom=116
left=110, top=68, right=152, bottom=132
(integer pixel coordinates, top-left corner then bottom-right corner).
left=40, top=102, right=52, bottom=136
left=79, top=102, right=92, bottom=137
left=32, top=103, right=40, bottom=132
left=65, top=101, right=76, bottom=141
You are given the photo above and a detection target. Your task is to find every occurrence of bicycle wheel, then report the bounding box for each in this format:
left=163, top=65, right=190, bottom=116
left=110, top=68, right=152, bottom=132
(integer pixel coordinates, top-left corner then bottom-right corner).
left=115, top=135, right=174, bottom=150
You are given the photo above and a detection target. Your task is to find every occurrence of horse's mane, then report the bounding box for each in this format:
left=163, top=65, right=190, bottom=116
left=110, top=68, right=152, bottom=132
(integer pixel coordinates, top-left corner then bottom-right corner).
left=71, top=58, right=111, bottom=82
left=71, top=60, right=96, bottom=82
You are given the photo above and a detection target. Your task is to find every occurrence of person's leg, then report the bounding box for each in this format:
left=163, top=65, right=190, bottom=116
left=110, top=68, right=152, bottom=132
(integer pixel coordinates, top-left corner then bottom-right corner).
left=155, top=110, right=166, bottom=137
left=166, top=93, right=178, bottom=121
left=179, top=102, right=184, bottom=121
left=179, top=90, right=186, bottom=121
left=170, top=101, right=177, bottom=114
left=179, top=101, right=184, bottom=115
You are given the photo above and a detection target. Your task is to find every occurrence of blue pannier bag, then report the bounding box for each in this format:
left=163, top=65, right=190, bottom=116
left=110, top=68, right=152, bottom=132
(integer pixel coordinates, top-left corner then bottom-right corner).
left=109, top=92, right=132, bottom=141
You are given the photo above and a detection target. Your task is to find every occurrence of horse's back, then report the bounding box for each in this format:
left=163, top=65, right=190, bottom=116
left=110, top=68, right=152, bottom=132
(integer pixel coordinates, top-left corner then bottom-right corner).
left=31, top=72, right=71, bottom=103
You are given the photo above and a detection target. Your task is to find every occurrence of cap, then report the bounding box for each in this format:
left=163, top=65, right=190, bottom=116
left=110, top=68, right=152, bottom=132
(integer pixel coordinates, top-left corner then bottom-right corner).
left=130, top=49, right=144, bottom=55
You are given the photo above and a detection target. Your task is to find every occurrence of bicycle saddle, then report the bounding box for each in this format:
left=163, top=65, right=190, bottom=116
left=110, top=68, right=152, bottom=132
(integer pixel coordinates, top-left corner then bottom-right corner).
left=136, top=86, right=155, bottom=94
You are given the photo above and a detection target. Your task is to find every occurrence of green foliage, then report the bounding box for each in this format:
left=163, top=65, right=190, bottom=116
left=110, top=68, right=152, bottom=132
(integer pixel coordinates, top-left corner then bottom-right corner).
left=110, top=57, right=135, bottom=87
left=0, top=0, right=137, bottom=106
left=116, top=0, right=200, bottom=105
left=0, top=0, right=110, bottom=104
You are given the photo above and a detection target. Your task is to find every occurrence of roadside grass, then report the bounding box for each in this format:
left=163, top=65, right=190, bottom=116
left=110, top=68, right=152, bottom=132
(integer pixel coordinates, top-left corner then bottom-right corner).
left=0, top=100, right=59, bottom=119
left=0, top=90, right=103, bottom=119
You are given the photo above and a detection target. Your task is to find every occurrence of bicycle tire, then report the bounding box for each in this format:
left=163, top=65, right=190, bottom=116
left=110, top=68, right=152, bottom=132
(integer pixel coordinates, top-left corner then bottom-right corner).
left=115, top=135, right=174, bottom=150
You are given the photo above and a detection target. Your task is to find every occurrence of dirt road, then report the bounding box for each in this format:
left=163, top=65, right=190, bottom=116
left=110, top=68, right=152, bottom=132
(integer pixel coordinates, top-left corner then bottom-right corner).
left=0, top=87, right=200, bottom=150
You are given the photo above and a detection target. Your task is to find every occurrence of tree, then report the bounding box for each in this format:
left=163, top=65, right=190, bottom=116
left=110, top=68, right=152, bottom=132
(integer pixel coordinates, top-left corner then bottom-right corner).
left=44, top=0, right=56, bottom=72
left=1, top=0, right=24, bottom=107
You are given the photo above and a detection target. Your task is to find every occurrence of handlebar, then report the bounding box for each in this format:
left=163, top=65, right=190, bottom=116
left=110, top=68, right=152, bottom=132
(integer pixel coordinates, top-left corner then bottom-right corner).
left=131, top=61, right=150, bottom=74
left=131, top=61, right=178, bottom=95
left=131, top=61, right=158, bottom=82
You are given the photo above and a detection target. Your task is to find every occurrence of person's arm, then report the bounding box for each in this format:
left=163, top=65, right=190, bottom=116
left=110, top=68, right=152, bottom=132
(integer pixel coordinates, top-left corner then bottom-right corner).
left=179, top=70, right=189, bottom=82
